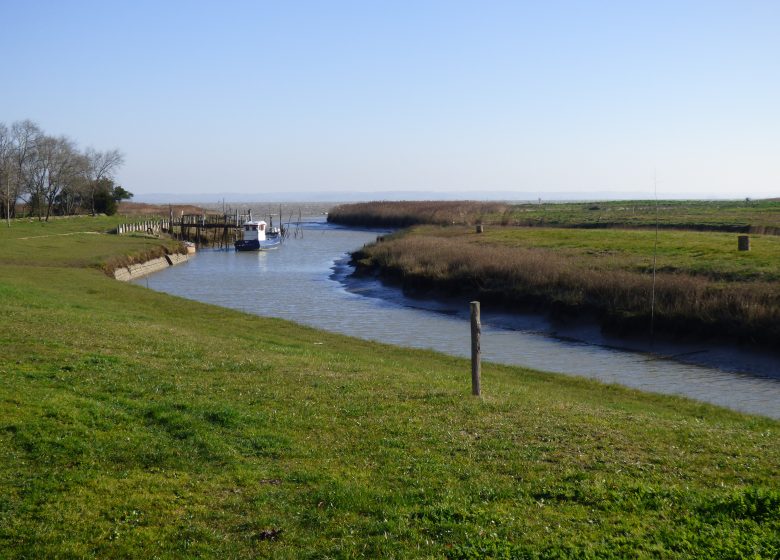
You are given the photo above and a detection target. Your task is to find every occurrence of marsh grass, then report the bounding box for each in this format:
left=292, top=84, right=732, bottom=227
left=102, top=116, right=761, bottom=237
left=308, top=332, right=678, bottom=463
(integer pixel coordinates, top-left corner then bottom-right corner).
left=354, top=227, right=780, bottom=345
left=329, top=200, right=510, bottom=227
left=1, top=218, right=779, bottom=558
left=330, top=199, right=780, bottom=233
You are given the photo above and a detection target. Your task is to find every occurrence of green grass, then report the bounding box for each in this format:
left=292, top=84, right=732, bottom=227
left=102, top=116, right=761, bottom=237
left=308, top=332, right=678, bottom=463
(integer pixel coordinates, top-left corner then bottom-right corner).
left=502, top=199, right=780, bottom=232
left=0, top=216, right=181, bottom=270
left=1, top=218, right=779, bottom=558
left=468, top=226, right=780, bottom=282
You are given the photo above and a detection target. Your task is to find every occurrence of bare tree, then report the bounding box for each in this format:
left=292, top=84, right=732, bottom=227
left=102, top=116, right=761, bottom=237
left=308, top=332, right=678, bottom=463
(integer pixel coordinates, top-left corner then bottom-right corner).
left=35, top=135, right=82, bottom=221
left=57, top=151, right=89, bottom=216
left=26, top=137, right=51, bottom=220
left=0, top=123, right=11, bottom=226
left=10, top=120, right=42, bottom=220
left=0, top=121, right=124, bottom=221
left=85, top=148, right=124, bottom=215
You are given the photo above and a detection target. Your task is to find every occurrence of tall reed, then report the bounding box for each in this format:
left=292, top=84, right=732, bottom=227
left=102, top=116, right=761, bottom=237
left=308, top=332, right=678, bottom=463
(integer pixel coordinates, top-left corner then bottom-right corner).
left=355, top=235, right=780, bottom=345
left=330, top=200, right=780, bottom=233
left=329, top=201, right=510, bottom=227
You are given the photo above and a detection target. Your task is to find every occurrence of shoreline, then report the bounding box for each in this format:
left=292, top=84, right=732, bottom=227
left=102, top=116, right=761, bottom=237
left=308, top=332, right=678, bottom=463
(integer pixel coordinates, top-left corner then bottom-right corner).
left=339, top=261, right=780, bottom=382
left=137, top=224, right=780, bottom=418
left=113, top=252, right=190, bottom=281
left=347, top=230, right=780, bottom=353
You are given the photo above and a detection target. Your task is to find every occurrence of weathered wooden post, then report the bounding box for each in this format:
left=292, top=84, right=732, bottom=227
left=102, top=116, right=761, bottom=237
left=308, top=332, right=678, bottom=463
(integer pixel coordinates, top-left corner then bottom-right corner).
left=738, top=235, right=750, bottom=251
left=470, top=301, right=481, bottom=396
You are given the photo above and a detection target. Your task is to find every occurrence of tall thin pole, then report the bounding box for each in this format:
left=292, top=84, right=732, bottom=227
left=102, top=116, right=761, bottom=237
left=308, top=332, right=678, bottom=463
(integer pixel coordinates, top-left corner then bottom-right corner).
left=470, top=301, right=481, bottom=396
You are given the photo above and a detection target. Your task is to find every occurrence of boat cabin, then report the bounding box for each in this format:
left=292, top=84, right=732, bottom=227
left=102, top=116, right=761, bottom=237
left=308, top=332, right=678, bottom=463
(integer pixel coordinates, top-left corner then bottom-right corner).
left=235, top=219, right=281, bottom=251
left=242, top=220, right=267, bottom=242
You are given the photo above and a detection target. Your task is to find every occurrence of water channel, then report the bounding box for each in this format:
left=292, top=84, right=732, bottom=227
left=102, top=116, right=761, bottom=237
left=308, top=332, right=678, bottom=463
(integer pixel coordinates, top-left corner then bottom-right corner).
left=135, top=219, right=780, bottom=419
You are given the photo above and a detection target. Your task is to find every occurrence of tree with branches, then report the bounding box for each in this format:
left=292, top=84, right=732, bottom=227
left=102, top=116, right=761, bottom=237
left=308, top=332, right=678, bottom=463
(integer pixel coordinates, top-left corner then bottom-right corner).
left=0, top=120, right=125, bottom=222
left=84, top=148, right=124, bottom=215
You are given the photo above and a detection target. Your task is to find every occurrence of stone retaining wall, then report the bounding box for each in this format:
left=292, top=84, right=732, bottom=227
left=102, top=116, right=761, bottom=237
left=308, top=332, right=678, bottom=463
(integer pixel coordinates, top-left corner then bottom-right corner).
left=114, top=253, right=189, bottom=282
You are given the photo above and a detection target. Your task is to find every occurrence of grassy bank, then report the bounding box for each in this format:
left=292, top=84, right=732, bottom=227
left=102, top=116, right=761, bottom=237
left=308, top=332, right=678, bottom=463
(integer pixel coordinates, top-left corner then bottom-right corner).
left=0, top=215, right=183, bottom=274
left=352, top=226, right=780, bottom=346
left=1, top=218, right=779, bottom=558
left=329, top=199, right=780, bottom=233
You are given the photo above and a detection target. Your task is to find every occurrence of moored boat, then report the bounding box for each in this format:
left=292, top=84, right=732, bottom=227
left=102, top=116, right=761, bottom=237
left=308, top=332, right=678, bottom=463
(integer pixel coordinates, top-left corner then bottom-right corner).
left=234, top=220, right=281, bottom=251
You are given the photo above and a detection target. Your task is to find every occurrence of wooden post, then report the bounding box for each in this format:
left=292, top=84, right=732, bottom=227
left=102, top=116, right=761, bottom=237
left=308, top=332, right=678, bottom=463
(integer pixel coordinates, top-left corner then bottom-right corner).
left=738, top=235, right=750, bottom=251
left=470, top=301, right=481, bottom=396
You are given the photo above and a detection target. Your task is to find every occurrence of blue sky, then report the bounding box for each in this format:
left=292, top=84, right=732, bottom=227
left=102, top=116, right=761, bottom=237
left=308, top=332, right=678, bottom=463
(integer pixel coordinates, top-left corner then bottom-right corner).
left=2, top=0, right=778, bottom=201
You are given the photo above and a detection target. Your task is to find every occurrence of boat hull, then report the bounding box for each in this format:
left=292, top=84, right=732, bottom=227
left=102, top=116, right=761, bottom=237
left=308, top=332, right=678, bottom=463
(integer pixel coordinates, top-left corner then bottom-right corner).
left=234, top=239, right=281, bottom=251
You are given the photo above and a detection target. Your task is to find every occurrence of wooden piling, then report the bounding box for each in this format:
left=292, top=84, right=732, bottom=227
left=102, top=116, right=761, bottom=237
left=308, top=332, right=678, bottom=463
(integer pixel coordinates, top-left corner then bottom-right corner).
left=470, top=301, right=481, bottom=396
left=738, top=235, right=750, bottom=251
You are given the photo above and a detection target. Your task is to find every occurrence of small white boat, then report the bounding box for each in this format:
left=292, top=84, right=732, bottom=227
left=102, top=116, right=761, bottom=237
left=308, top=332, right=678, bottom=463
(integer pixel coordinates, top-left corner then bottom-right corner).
left=266, top=225, right=282, bottom=239
left=234, top=220, right=281, bottom=251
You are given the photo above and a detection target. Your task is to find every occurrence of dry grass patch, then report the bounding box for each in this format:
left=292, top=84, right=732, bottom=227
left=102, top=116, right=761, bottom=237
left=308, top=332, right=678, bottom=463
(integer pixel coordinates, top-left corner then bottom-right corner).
left=354, top=228, right=780, bottom=345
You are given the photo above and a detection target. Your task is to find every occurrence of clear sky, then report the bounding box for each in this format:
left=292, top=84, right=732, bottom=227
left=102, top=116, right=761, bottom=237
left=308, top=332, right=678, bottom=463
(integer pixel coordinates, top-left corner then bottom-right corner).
left=2, top=0, right=778, bottom=201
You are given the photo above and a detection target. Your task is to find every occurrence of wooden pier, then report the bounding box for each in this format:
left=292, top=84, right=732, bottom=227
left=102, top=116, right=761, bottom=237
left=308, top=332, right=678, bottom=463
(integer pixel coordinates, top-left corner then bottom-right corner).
left=115, top=208, right=290, bottom=249
left=172, top=212, right=248, bottom=249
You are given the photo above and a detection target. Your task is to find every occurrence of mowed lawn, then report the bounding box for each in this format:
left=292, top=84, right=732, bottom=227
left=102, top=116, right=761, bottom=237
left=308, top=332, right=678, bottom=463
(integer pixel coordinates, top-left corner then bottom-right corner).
left=0, top=218, right=778, bottom=558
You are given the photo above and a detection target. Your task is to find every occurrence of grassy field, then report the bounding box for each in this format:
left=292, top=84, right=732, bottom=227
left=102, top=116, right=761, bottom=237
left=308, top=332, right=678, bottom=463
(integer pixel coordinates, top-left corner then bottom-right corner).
left=329, top=199, right=780, bottom=233
left=402, top=225, right=780, bottom=282
left=0, top=216, right=182, bottom=272
left=503, top=199, right=780, bottom=232
left=1, top=218, right=779, bottom=558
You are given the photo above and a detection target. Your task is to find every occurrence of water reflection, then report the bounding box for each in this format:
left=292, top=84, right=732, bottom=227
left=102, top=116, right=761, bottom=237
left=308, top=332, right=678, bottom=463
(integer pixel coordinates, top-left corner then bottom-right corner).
left=137, top=220, right=780, bottom=419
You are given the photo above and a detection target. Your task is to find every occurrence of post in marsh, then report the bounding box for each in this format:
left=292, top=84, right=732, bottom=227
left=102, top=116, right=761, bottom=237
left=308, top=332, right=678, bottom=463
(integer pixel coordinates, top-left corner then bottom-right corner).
left=470, top=301, right=481, bottom=396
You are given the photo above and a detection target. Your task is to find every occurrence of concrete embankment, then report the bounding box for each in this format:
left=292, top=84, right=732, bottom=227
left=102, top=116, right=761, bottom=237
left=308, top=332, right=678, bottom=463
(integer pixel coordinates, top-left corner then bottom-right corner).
left=114, top=253, right=190, bottom=281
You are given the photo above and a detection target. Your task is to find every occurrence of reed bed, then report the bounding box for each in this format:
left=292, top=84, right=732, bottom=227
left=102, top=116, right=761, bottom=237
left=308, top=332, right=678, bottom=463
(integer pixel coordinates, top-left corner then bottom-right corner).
left=330, top=199, right=780, bottom=233
left=328, top=200, right=510, bottom=227
left=355, top=233, right=780, bottom=345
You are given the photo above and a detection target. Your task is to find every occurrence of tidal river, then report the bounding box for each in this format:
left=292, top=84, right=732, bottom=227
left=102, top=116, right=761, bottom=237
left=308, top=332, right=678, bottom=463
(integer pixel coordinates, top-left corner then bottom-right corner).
left=135, top=219, right=780, bottom=419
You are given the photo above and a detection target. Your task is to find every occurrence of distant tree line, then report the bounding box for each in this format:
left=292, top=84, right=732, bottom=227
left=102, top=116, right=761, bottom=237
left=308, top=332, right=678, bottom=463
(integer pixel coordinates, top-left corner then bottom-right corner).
left=0, top=120, right=130, bottom=223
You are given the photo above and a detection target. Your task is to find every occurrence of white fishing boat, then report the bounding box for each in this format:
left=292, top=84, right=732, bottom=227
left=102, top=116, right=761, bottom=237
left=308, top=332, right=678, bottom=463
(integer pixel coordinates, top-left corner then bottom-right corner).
left=234, top=220, right=281, bottom=251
